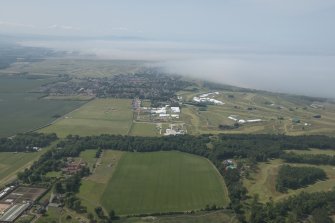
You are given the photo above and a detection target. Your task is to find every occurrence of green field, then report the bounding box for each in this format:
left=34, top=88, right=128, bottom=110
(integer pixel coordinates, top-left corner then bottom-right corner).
left=285, top=148, right=335, bottom=156
left=244, top=159, right=335, bottom=203
left=0, top=151, right=46, bottom=187
left=129, top=122, right=159, bottom=136
left=40, top=98, right=133, bottom=137
left=101, top=151, right=229, bottom=215
left=0, top=76, right=85, bottom=137
left=178, top=90, right=335, bottom=136
left=78, top=150, right=124, bottom=215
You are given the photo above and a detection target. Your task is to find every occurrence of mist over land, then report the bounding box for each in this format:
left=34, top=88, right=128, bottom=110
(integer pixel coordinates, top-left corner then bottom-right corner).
left=18, top=39, right=335, bottom=99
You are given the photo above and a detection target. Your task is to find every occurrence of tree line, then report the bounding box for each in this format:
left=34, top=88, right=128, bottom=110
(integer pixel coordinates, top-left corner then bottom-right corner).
left=0, top=132, right=57, bottom=152
left=275, top=165, right=327, bottom=192
left=281, top=152, right=335, bottom=166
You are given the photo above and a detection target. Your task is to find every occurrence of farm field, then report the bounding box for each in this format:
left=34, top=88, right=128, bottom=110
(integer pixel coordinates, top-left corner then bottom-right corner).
left=178, top=90, right=335, bottom=136
left=0, top=76, right=85, bottom=137
left=78, top=150, right=123, bottom=215
left=115, top=210, right=238, bottom=223
left=40, top=98, right=133, bottom=137
left=101, top=151, right=229, bottom=215
left=1, top=59, right=147, bottom=77
left=0, top=151, right=46, bottom=187
left=243, top=159, right=335, bottom=203
left=129, top=122, right=159, bottom=136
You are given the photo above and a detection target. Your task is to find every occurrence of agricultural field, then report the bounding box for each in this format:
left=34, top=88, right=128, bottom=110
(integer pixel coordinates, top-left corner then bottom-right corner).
left=101, top=151, right=229, bottom=215
left=0, top=76, right=86, bottom=137
left=0, top=151, right=46, bottom=187
left=178, top=90, right=335, bottom=136
left=78, top=150, right=123, bottom=215
left=129, top=122, right=159, bottom=136
left=0, top=59, right=147, bottom=77
left=115, top=210, right=238, bottom=223
left=243, top=159, right=335, bottom=203
left=40, top=98, right=133, bottom=137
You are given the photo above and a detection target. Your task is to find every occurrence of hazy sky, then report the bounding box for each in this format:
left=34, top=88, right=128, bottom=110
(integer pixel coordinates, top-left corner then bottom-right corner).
left=1, top=0, right=335, bottom=98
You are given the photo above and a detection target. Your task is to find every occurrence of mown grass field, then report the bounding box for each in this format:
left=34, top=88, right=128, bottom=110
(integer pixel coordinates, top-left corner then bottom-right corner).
left=243, top=157, right=335, bottom=203
left=129, top=122, right=159, bottom=136
left=40, top=99, right=133, bottom=137
left=0, top=151, right=46, bottom=187
left=101, top=151, right=229, bottom=215
left=178, top=90, right=335, bottom=136
left=78, top=150, right=123, bottom=215
left=0, top=76, right=85, bottom=137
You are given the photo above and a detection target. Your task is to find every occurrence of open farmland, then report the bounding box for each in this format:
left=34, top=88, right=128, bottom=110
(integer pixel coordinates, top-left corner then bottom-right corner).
left=0, top=59, right=147, bottom=77
left=101, top=151, right=229, bottom=215
left=0, top=76, right=85, bottom=137
left=78, top=150, right=123, bottom=215
left=178, top=90, right=335, bottom=136
left=0, top=151, right=46, bottom=187
left=40, top=98, right=133, bottom=137
left=243, top=159, right=335, bottom=203
left=129, top=122, right=159, bottom=136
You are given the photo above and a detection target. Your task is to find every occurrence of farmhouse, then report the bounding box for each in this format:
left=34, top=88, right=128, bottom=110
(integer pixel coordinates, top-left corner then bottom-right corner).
left=62, top=159, right=86, bottom=175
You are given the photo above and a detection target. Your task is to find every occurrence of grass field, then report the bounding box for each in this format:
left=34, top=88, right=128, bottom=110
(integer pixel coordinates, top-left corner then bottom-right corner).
left=244, top=159, right=335, bottom=203
left=115, top=210, right=238, bottom=223
left=0, top=151, right=46, bottom=187
left=285, top=148, right=335, bottom=155
left=0, top=76, right=85, bottom=137
left=129, top=122, right=159, bottom=136
left=78, top=150, right=123, bottom=215
left=178, top=90, right=335, bottom=136
left=101, top=151, right=229, bottom=215
left=40, top=98, right=133, bottom=137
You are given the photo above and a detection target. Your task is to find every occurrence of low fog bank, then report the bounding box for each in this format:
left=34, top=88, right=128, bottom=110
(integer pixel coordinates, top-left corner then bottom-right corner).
left=20, top=39, right=335, bottom=99
left=160, top=56, right=335, bottom=99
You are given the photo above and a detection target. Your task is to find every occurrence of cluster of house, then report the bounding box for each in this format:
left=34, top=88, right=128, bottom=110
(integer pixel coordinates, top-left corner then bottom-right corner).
left=193, top=92, right=225, bottom=105
left=223, top=159, right=237, bottom=170
left=142, top=105, right=181, bottom=119
left=163, top=124, right=186, bottom=136
left=228, top=115, right=262, bottom=124
left=61, top=158, right=86, bottom=175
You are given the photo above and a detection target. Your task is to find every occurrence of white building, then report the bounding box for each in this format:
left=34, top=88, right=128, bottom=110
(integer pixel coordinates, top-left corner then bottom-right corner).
left=171, top=107, right=180, bottom=113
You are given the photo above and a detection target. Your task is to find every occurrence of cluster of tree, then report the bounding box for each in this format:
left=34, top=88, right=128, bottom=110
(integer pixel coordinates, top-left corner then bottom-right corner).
left=248, top=190, right=335, bottom=223
left=96, top=148, right=103, bottom=158
left=57, top=134, right=211, bottom=157
left=54, top=169, right=90, bottom=213
left=213, top=134, right=335, bottom=162
left=91, top=207, right=117, bottom=223
left=275, top=165, right=327, bottom=192
left=0, top=133, right=57, bottom=152
left=281, top=152, right=335, bottom=166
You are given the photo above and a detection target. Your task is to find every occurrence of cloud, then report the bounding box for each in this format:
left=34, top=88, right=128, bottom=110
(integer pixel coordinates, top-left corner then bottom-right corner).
left=0, top=21, right=35, bottom=28
left=47, top=24, right=80, bottom=31
left=111, top=27, right=129, bottom=31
